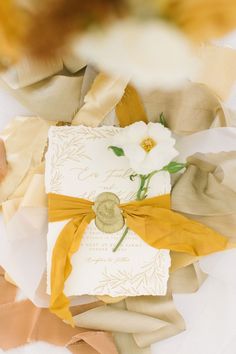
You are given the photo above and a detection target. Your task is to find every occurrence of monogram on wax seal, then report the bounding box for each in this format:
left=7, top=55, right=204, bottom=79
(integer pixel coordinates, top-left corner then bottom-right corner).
left=93, top=192, right=124, bottom=233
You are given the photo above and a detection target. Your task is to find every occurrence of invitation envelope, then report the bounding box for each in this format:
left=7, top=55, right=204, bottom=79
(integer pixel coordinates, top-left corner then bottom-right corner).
left=45, top=126, right=171, bottom=297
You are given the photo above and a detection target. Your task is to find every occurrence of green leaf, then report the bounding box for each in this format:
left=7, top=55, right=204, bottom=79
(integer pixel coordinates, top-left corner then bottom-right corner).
left=108, top=146, right=125, bottom=157
left=159, top=112, right=168, bottom=127
left=162, top=161, right=186, bottom=174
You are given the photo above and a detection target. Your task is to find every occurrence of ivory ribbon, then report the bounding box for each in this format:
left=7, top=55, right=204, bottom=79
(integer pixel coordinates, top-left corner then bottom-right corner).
left=0, top=138, right=7, bottom=181
left=72, top=72, right=128, bottom=127
left=48, top=192, right=227, bottom=324
left=0, top=116, right=54, bottom=204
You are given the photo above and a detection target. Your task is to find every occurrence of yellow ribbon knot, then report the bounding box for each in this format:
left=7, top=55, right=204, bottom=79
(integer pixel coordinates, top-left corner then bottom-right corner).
left=48, top=192, right=228, bottom=326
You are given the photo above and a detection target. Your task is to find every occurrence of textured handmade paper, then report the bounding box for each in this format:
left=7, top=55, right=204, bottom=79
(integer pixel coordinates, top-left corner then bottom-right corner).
left=45, top=126, right=171, bottom=297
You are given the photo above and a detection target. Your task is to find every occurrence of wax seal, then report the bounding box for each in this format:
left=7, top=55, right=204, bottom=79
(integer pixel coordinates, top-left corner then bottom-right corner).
left=93, top=192, right=124, bottom=233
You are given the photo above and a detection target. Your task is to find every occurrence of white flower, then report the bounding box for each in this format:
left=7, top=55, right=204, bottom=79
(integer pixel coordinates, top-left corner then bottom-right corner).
left=74, top=19, right=199, bottom=90
left=114, top=121, right=178, bottom=174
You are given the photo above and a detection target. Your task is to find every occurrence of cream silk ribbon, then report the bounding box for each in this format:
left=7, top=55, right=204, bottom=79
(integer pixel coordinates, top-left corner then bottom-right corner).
left=0, top=139, right=7, bottom=181
left=72, top=72, right=128, bottom=127
left=0, top=116, right=54, bottom=205
left=48, top=192, right=227, bottom=325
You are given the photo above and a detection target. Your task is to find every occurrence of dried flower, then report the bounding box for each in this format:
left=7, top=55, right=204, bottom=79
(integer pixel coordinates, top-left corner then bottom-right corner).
left=0, top=0, right=30, bottom=69
left=25, top=0, right=125, bottom=58
left=75, top=19, right=198, bottom=90
left=163, top=0, right=236, bottom=41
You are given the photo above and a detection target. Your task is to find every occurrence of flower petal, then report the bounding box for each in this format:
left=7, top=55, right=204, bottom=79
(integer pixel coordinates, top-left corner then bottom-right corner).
left=123, top=143, right=146, bottom=163
left=112, top=122, right=178, bottom=175
left=126, top=121, right=148, bottom=143
left=130, top=159, right=153, bottom=175
left=147, top=144, right=179, bottom=170
left=148, top=122, right=173, bottom=143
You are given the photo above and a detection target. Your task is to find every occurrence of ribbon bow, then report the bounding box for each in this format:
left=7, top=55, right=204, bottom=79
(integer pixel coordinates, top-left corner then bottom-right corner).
left=48, top=192, right=228, bottom=325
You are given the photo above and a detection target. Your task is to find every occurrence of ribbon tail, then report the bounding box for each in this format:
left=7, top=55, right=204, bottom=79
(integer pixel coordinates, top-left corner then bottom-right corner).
left=115, top=84, right=148, bottom=127
left=125, top=208, right=228, bottom=256
left=50, top=213, right=94, bottom=325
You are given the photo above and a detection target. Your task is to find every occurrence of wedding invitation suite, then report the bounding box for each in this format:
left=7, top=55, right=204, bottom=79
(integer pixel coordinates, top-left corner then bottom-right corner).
left=45, top=126, right=171, bottom=297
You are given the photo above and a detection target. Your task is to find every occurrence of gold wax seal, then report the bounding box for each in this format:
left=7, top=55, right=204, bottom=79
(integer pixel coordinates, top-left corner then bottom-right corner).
left=93, top=192, right=124, bottom=233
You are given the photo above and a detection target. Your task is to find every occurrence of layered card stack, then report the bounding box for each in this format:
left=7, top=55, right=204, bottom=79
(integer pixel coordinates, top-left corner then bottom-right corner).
left=45, top=126, right=171, bottom=297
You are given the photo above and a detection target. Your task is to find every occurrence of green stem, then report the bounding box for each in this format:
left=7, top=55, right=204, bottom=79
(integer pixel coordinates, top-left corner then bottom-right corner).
left=112, top=227, right=129, bottom=252
left=136, top=175, right=147, bottom=200
left=113, top=170, right=162, bottom=251
left=112, top=162, right=185, bottom=251
left=113, top=173, right=156, bottom=251
left=144, top=170, right=158, bottom=194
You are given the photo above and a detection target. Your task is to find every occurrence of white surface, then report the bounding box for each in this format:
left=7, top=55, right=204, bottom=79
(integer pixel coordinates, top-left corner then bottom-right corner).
left=153, top=249, right=236, bottom=354
left=1, top=34, right=236, bottom=354
left=0, top=342, right=70, bottom=354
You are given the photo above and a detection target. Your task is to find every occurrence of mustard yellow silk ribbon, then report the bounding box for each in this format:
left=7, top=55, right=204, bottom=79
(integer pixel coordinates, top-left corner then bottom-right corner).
left=48, top=192, right=228, bottom=325
left=115, top=84, right=148, bottom=127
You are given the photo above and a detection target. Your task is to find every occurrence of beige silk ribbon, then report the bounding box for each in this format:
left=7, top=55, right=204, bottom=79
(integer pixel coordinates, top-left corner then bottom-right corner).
left=0, top=54, right=86, bottom=122
left=73, top=293, right=185, bottom=350
left=172, top=151, right=236, bottom=245
left=73, top=265, right=205, bottom=352
left=137, top=82, right=231, bottom=134
left=0, top=53, right=86, bottom=89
